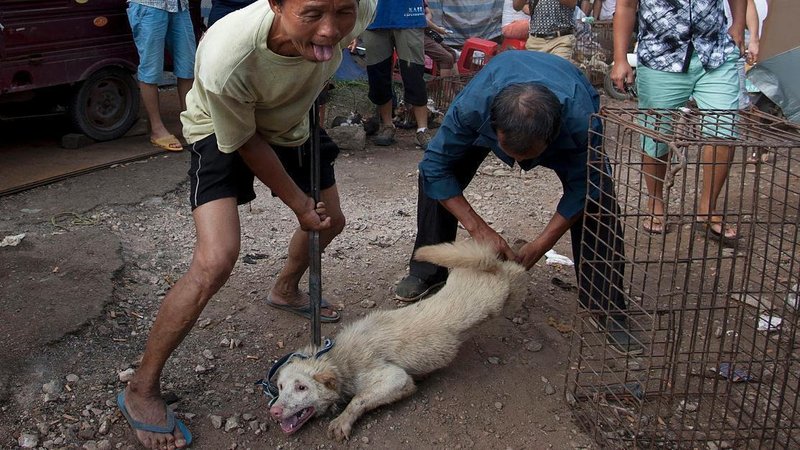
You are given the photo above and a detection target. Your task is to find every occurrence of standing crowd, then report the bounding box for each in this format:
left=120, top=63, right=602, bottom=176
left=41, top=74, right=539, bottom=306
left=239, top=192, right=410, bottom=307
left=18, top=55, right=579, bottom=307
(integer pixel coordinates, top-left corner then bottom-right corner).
left=118, top=0, right=764, bottom=447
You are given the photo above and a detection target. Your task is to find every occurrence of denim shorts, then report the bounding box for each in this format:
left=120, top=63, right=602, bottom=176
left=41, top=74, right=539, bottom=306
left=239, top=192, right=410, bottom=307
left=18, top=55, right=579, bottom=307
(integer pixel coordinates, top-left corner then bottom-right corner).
left=127, top=2, right=197, bottom=83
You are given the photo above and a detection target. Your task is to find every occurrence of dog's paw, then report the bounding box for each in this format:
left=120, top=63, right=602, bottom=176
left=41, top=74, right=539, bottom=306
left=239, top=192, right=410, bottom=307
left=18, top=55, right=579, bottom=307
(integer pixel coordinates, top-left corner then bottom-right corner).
left=327, top=417, right=352, bottom=442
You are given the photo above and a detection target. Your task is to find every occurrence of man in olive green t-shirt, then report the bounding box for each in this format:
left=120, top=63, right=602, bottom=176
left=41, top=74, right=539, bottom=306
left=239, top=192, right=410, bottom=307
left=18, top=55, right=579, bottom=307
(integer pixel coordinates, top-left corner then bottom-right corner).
left=117, top=0, right=376, bottom=448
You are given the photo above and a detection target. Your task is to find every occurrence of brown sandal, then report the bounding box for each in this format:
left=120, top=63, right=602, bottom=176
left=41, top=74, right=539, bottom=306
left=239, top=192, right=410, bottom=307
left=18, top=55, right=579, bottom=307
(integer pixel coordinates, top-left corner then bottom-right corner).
left=694, top=216, right=739, bottom=246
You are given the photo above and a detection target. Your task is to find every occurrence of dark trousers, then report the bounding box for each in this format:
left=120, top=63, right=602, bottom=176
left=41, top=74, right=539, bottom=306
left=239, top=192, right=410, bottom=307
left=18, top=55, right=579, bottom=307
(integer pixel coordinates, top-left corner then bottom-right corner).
left=569, top=176, right=628, bottom=314
left=409, top=146, right=490, bottom=284
left=408, top=146, right=627, bottom=314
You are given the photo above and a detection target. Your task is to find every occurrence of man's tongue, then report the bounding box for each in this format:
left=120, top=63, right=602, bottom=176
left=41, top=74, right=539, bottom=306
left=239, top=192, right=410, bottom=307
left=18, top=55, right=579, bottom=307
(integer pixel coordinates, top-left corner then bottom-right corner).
left=313, top=44, right=334, bottom=62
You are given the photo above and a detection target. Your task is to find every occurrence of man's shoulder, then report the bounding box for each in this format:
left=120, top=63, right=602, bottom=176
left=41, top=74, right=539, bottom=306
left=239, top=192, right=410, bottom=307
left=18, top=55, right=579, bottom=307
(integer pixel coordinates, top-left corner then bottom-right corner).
left=357, top=0, right=379, bottom=29
left=489, top=51, right=584, bottom=80
left=197, top=6, right=268, bottom=93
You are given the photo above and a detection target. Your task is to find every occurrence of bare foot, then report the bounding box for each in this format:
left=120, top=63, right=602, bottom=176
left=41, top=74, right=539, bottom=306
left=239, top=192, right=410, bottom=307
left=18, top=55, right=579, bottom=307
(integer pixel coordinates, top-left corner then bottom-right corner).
left=642, top=216, right=666, bottom=234
left=122, top=386, right=188, bottom=449
left=150, top=132, right=183, bottom=151
left=696, top=215, right=738, bottom=240
left=268, top=289, right=339, bottom=320
left=747, top=151, right=771, bottom=164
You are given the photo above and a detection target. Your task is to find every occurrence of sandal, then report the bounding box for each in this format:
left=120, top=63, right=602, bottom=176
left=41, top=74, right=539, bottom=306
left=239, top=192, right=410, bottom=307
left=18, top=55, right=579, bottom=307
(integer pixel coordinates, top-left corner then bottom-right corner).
left=642, top=216, right=666, bottom=234
left=116, top=391, right=192, bottom=447
left=150, top=135, right=184, bottom=152
left=694, top=216, right=739, bottom=247
left=266, top=295, right=341, bottom=323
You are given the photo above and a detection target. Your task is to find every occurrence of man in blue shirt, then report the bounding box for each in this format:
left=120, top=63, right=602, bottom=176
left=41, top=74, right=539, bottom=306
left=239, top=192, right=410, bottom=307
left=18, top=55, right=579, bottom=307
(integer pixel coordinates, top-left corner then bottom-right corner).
left=395, top=51, right=642, bottom=355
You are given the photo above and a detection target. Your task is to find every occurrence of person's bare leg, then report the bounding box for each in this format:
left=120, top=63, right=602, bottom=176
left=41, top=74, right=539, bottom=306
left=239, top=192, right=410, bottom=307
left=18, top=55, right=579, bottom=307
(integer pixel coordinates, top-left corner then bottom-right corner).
left=697, top=144, right=737, bottom=238
left=642, top=153, right=667, bottom=232
left=319, top=103, right=327, bottom=127
left=438, top=68, right=453, bottom=77
left=269, top=185, right=346, bottom=316
left=123, top=198, right=240, bottom=449
left=378, top=100, right=393, bottom=126
left=140, top=82, right=179, bottom=149
left=591, top=0, right=603, bottom=19
left=412, top=104, right=428, bottom=130
left=176, top=77, right=193, bottom=112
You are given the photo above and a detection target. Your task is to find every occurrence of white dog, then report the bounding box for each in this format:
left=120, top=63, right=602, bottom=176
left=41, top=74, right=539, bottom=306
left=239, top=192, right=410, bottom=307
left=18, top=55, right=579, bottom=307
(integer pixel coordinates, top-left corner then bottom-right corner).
left=263, top=240, right=526, bottom=441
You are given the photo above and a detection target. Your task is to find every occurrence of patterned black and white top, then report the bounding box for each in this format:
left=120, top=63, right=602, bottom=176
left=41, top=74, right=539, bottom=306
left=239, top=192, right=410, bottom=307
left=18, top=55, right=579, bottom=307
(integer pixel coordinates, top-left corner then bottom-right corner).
left=637, top=0, right=737, bottom=73
left=528, top=0, right=575, bottom=35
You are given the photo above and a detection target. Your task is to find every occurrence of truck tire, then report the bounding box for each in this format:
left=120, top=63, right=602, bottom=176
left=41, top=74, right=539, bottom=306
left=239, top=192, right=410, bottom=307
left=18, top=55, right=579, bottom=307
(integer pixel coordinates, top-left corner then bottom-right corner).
left=69, top=67, right=140, bottom=141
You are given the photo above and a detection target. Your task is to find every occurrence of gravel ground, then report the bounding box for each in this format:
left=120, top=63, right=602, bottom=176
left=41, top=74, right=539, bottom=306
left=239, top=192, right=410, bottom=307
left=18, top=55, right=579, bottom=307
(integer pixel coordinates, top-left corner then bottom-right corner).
left=0, top=82, right=628, bottom=450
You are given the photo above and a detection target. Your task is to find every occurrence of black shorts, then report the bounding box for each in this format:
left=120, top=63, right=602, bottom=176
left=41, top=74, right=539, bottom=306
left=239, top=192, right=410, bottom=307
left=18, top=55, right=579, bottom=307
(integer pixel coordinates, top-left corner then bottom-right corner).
left=188, top=130, right=340, bottom=210
left=367, top=57, right=427, bottom=107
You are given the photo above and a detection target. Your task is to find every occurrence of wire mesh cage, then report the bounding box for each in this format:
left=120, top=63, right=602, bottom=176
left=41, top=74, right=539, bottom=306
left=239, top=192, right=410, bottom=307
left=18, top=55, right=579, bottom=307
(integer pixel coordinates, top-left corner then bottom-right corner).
left=573, top=21, right=637, bottom=88
left=574, top=20, right=614, bottom=86
left=425, top=74, right=474, bottom=114
left=567, top=107, right=800, bottom=448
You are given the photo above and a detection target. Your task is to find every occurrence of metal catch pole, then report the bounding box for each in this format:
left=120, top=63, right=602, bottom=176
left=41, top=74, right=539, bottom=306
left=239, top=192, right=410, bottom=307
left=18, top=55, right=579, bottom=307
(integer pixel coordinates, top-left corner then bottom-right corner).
left=308, top=99, right=322, bottom=347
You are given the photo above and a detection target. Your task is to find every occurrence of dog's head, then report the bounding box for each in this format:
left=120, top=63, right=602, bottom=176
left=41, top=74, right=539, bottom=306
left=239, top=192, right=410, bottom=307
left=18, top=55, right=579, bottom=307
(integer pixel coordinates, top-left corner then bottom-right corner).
left=268, top=357, right=340, bottom=435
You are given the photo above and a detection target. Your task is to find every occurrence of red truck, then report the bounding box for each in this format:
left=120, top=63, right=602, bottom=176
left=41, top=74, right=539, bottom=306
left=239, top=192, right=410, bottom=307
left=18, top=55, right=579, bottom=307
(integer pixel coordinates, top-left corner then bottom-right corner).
left=0, top=0, right=203, bottom=141
left=0, top=0, right=141, bottom=141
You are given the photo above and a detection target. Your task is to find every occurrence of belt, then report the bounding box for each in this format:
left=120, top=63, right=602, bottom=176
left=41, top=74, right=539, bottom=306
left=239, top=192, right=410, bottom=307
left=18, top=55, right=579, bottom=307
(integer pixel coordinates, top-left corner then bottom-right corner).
left=531, top=28, right=573, bottom=39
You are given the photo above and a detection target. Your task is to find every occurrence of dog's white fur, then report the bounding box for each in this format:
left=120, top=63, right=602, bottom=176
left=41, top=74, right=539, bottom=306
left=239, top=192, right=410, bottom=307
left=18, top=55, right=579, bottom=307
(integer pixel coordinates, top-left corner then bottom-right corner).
left=269, top=240, right=526, bottom=441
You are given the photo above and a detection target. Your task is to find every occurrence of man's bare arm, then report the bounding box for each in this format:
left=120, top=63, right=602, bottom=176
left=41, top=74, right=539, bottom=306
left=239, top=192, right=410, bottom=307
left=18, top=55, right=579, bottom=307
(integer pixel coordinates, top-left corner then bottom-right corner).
left=439, top=195, right=516, bottom=260
left=745, top=0, right=760, bottom=63
left=728, top=0, right=747, bottom=55
left=609, top=0, right=637, bottom=91
left=516, top=212, right=579, bottom=270
left=238, top=134, right=330, bottom=231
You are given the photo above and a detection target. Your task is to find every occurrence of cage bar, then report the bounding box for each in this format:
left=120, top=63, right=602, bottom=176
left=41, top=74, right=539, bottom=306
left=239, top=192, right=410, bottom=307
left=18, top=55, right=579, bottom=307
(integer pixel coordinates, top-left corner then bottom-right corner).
left=574, top=20, right=615, bottom=86
left=567, top=107, right=800, bottom=449
left=425, top=74, right=474, bottom=114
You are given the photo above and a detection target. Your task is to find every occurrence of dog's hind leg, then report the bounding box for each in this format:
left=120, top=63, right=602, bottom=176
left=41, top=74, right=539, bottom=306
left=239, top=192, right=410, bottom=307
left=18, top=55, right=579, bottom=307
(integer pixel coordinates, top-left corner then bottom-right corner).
left=327, top=365, right=416, bottom=441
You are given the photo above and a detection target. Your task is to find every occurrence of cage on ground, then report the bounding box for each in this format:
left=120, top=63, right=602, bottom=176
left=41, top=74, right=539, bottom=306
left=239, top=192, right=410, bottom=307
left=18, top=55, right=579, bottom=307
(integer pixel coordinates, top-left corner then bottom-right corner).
left=567, top=107, right=800, bottom=449
left=573, top=20, right=615, bottom=86
left=424, top=74, right=475, bottom=116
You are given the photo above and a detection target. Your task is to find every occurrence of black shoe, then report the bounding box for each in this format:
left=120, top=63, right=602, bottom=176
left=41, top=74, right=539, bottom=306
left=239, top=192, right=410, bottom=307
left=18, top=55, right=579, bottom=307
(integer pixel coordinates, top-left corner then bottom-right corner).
left=394, top=275, right=445, bottom=302
left=590, top=314, right=644, bottom=356
left=373, top=124, right=396, bottom=146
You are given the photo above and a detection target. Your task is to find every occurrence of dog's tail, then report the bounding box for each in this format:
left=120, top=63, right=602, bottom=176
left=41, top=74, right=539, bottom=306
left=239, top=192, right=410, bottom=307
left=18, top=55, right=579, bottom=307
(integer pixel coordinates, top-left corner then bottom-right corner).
left=413, top=240, right=524, bottom=276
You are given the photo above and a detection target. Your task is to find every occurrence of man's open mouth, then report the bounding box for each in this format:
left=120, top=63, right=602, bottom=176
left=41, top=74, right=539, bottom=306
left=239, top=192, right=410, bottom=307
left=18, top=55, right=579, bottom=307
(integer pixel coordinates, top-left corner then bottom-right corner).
left=279, top=407, right=315, bottom=434
left=312, top=44, right=334, bottom=61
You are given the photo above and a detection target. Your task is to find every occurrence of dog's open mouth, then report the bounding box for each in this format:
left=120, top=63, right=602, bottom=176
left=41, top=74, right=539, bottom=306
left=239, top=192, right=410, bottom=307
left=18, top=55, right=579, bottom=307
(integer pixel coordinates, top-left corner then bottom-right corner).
left=279, top=407, right=315, bottom=434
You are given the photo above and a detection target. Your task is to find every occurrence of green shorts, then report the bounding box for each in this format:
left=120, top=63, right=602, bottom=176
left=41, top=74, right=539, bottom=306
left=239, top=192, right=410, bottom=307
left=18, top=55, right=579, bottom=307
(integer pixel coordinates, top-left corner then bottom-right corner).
left=362, top=28, right=425, bottom=66
left=637, top=52, right=739, bottom=157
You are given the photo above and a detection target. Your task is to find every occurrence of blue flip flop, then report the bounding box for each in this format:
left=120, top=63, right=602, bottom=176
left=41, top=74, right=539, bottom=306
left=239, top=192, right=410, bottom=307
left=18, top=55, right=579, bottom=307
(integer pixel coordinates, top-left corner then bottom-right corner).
left=265, top=295, right=341, bottom=323
left=117, top=391, right=193, bottom=447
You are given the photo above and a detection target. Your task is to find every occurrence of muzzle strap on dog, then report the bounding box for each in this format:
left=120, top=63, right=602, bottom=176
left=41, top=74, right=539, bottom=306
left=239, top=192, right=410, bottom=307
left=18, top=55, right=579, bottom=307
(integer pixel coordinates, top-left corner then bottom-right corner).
left=255, top=338, right=335, bottom=407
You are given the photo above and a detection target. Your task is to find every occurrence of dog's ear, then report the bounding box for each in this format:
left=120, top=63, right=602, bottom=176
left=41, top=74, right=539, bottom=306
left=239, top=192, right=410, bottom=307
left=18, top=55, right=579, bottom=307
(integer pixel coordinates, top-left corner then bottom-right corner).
left=313, top=371, right=338, bottom=391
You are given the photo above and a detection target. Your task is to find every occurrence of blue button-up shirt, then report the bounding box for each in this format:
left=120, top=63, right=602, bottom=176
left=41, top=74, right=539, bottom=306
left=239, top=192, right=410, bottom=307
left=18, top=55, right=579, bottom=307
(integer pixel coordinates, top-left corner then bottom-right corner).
left=637, top=0, right=737, bottom=73
left=419, top=51, right=604, bottom=220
